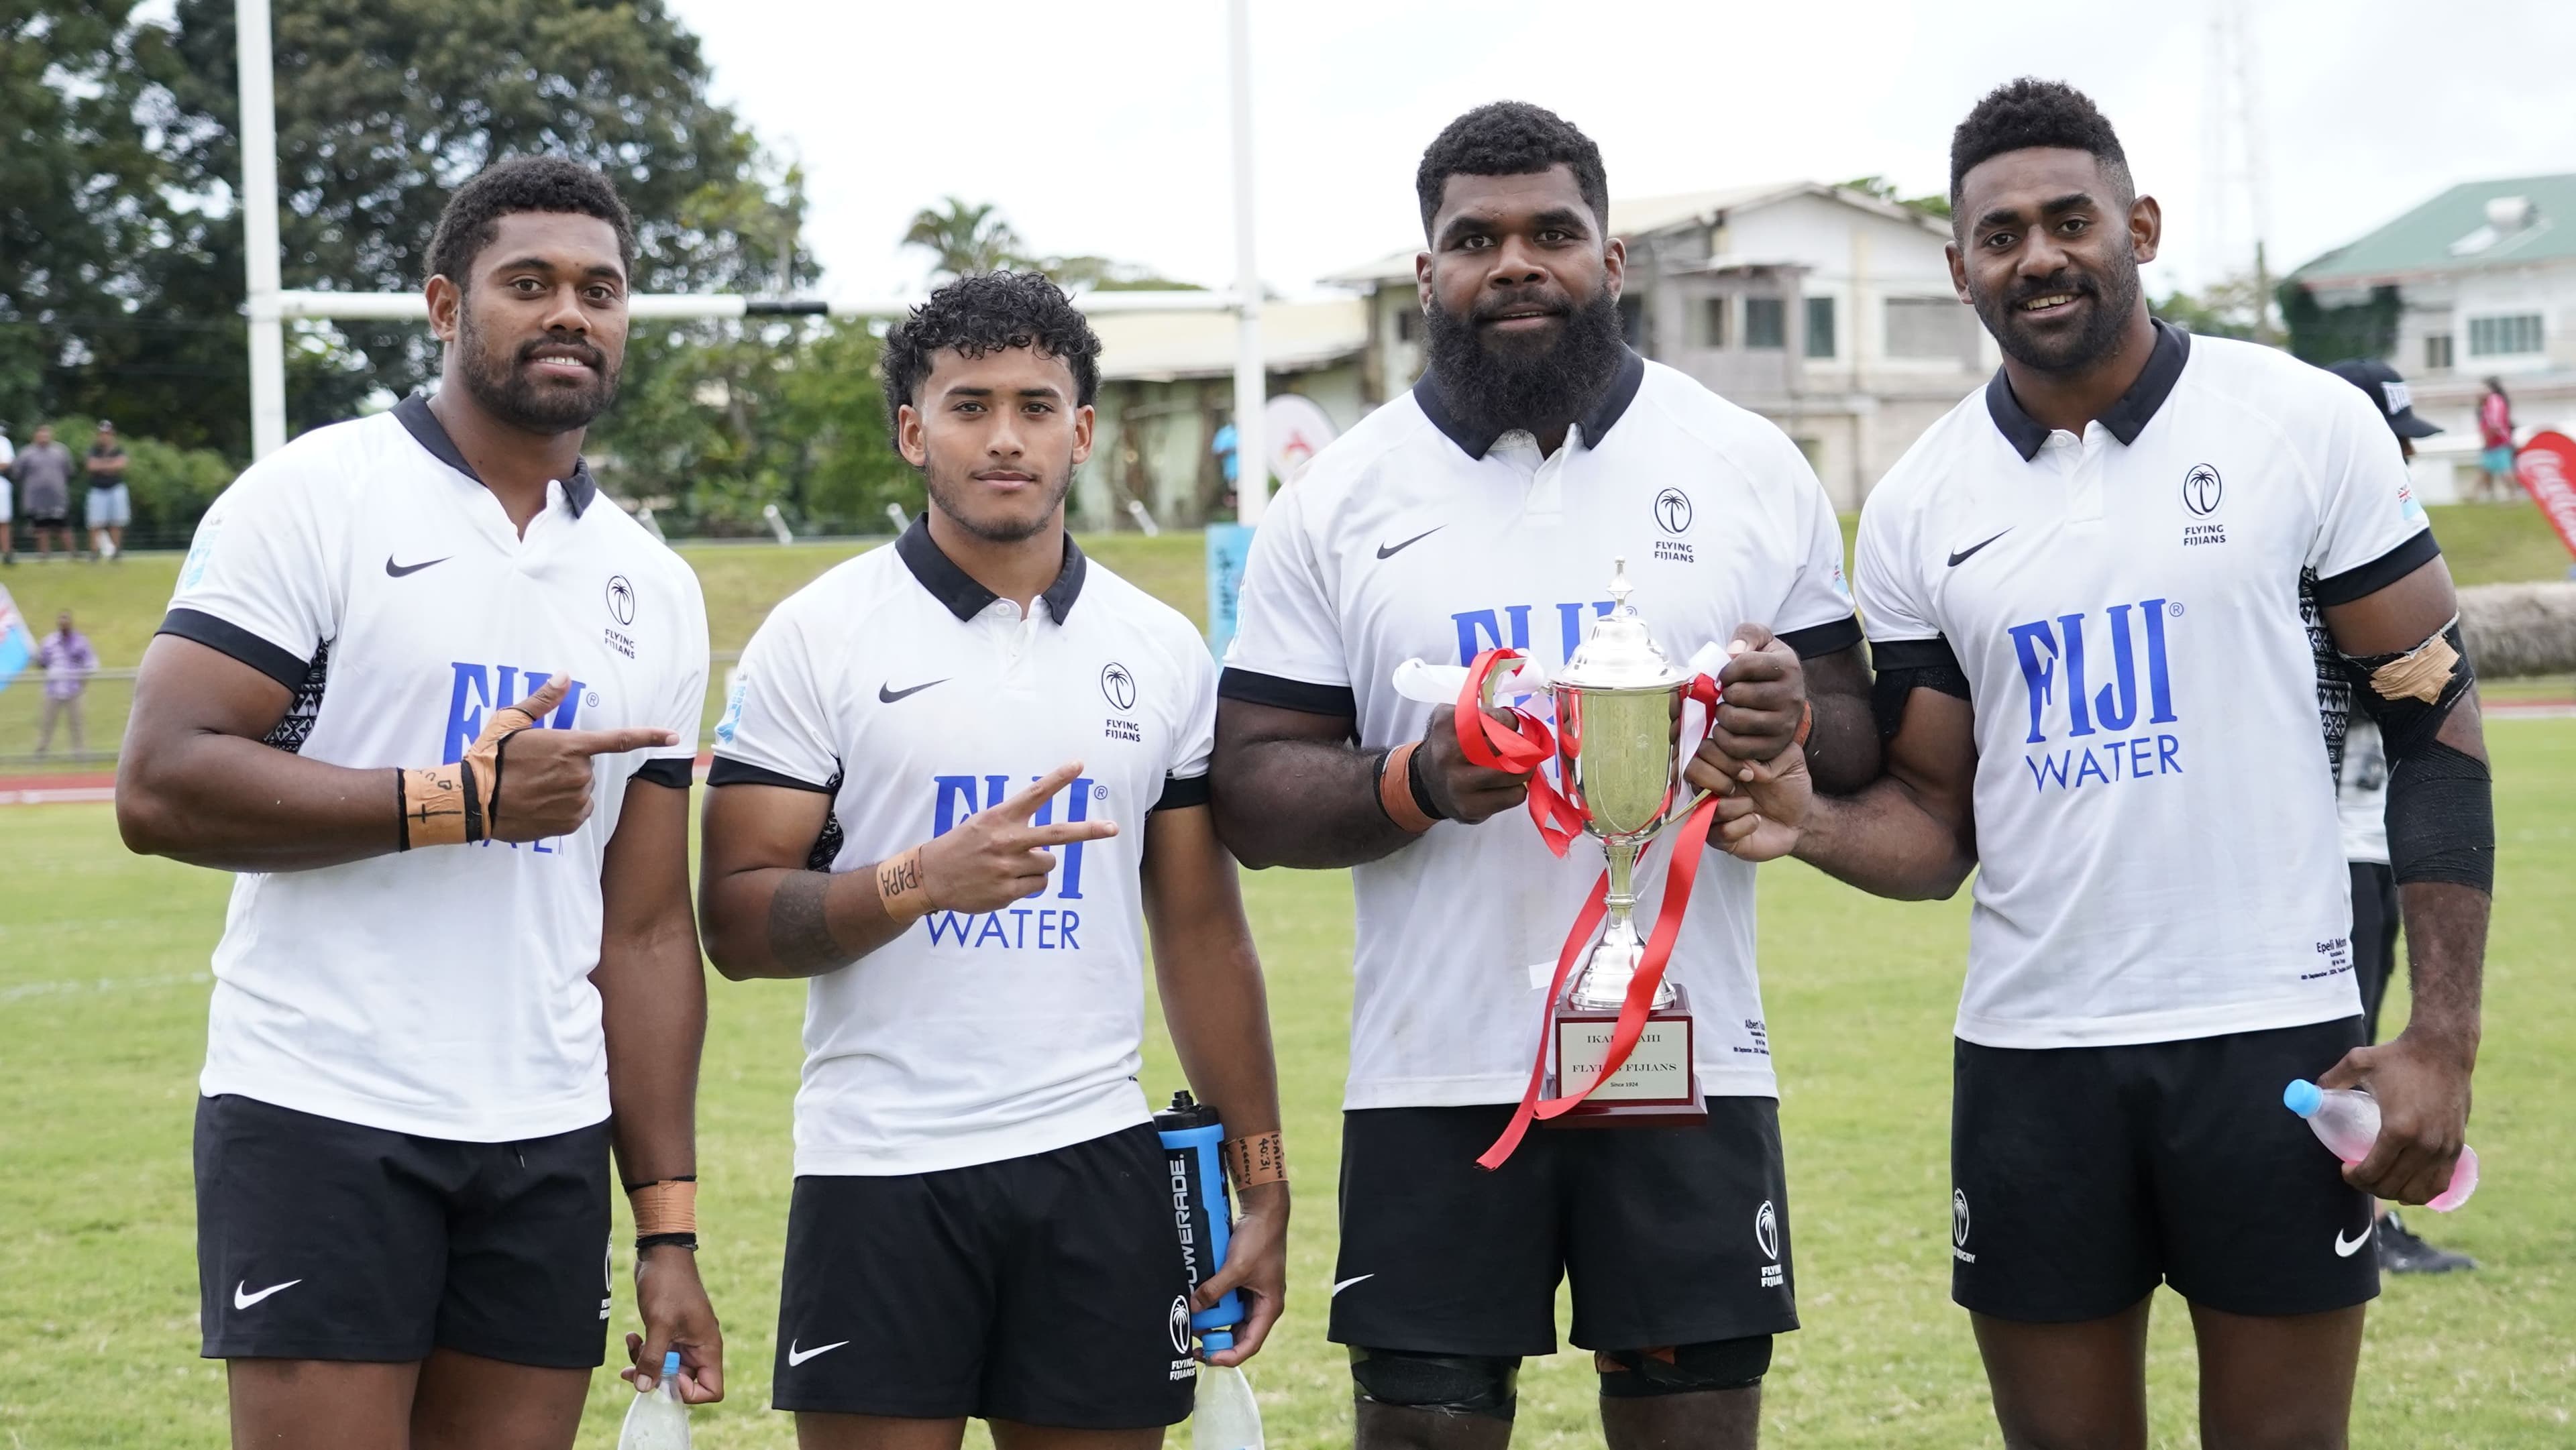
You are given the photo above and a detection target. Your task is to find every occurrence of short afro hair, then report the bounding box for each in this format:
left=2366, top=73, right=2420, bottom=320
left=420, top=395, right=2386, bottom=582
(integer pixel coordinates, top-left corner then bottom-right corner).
left=1949, top=78, right=2131, bottom=210
left=1415, top=102, right=1610, bottom=237
left=879, top=270, right=1102, bottom=434
left=426, top=156, right=637, bottom=288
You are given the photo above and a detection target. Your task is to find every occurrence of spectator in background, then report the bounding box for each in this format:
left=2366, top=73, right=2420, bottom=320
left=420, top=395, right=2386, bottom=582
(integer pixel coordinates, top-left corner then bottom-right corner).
left=85, top=420, right=130, bottom=560
left=11, top=425, right=74, bottom=561
left=34, top=610, right=96, bottom=757
left=0, top=423, right=14, bottom=564
left=2478, top=377, right=2516, bottom=502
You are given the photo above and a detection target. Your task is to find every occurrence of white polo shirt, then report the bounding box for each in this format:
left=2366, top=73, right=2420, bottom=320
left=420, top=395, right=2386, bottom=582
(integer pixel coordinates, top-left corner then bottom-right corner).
left=161, top=395, right=708, bottom=1141
left=1224, top=351, right=1861, bottom=1109
left=1856, top=324, right=2435, bottom=1049
left=709, top=520, right=1216, bottom=1176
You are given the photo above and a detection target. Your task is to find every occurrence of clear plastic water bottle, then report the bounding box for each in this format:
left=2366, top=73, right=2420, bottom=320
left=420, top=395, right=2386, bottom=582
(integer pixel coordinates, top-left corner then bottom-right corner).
left=617, top=1350, right=692, bottom=1450
left=1193, top=1362, right=1265, bottom=1450
left=2283, top=1079, right=2479, bottom=1211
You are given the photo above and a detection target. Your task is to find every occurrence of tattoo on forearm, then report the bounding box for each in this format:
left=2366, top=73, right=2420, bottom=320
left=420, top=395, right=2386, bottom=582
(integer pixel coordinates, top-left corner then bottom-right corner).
left=767, top=870, right=849, bottom=973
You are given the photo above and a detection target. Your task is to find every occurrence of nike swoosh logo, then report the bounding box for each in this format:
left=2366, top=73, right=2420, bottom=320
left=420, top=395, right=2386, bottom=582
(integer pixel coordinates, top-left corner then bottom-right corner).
left=2334, top=1225, right=2373, bottom=1258
left=1330, top=1274, right=1375, bottom=1296
left=877, top=679, right=947, bottom=704
left=786, top=1339, right=850, bottom=1366
left=233, top=1279, right=302, bottom=1309
left=1945, top=531, right=2010, bottom=567
left=385, top=555, right=449, bottom=577
left=1376, top=528, right=1442, bottom=560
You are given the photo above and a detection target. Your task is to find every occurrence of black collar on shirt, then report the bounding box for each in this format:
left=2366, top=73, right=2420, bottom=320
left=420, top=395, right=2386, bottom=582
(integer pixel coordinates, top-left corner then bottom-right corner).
left=393, top=392, right=598, bottom=516
left=1984, top=318, right=2191, bottom=462
left=1412, top=345, right=1648, bottom=461
left=895, top=513, right=1088, bottom=623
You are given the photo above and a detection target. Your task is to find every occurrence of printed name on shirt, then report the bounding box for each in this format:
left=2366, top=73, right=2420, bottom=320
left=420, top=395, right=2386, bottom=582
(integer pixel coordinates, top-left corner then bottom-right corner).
left=2302, top=936, right=2355, bottom=981
left=921, top=773, right=1106, bottom=950
left=2008, top=600, right=2186, bottom=795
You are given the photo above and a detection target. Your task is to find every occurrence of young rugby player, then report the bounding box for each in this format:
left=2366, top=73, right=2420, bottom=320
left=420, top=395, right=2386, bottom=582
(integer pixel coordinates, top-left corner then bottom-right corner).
left=1211, top=103, right=1872, bottom=1450
left=119, top=156, right=722, bottom=1449
left=1704, top=80, right=2491, bottom=1448
left=698, top=270, right=1287, bottom=1449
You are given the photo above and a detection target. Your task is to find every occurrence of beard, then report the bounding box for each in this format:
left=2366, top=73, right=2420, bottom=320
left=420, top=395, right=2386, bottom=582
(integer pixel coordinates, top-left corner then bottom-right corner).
left=1422, top=284, right=1628, bottom=443
left=1970, top=239, right=2144, bottom=376
left=921, top=455, right=1075, bottom=544
left=455, top=304, right=621, bottom=433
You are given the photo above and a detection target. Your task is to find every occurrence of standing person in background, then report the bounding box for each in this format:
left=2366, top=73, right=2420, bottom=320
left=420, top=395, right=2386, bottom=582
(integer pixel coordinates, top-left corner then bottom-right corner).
left=2325, top=357, right=2479, bottom=1276
left=13, top=425, right=74, bottom=561
left=34, top=610, right=97, bottom=757
left=2477, top=378, right=2514, bottom=502
left=86, top=421, right=131, bottom=560
left=0, top=422, right=15, bottom=564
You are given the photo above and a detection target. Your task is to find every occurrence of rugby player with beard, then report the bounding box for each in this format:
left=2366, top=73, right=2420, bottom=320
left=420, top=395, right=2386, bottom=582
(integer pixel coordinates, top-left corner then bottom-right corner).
left=1213, top=103, right=1874, bottom=1450
left=121, top=156, right=723, bottom=1449
left=1705, top=80, right=2492, bottom=1449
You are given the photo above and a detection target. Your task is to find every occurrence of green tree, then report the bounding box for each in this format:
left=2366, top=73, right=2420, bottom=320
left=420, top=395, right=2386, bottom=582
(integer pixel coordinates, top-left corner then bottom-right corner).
left=2154, top=272, right=2272, bottom=342
left=902, top=198, right=1030, bottom=279
left=138, top=0, right=807, bottom=457
left=1837, top=175, right=1951, bottom=221
left=0, top=4, right=185, bottom=437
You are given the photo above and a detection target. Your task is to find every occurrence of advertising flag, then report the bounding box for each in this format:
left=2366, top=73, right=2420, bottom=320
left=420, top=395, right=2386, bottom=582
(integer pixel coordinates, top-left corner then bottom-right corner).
left=2512, top=430, right=2576, bottom=565
left=0, top=584, right=31, bottom=692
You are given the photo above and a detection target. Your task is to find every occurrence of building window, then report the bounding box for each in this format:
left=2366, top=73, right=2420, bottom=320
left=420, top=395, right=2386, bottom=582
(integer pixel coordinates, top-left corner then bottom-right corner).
left=1700, top=297, right=1729, bottom=348
left=1395, top=306, right=1419, bottom=343
left=1745, top=296, right=1786, bottom=350
left=1886, top=296, right=1978, bottom=361
left=1619, top=292, right=1646, bottom=349
left=1805, top=296, right=1837, bottom=358
left=2424, top=333, right=2453, bottom=371
left=2467, top=313, right=2543, bottom=357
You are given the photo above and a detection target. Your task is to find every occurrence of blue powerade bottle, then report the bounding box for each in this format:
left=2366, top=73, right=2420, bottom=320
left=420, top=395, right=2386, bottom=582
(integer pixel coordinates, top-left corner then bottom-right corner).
left=1155, top=1091, right=1246, bottom=1353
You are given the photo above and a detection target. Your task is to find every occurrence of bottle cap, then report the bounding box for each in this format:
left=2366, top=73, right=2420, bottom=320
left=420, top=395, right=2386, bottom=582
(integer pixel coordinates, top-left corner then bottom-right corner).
left=661, top=1349, right=682, bottom=1378
left=1203, top=1327, right=1234, bottom=1353
left=2283, top=1079, right=2322, bottom=1117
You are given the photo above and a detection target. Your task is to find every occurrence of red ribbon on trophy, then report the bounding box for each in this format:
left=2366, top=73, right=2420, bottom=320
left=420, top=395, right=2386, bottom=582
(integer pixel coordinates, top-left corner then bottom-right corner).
left=1464, top=656, right=1725, bottom=1170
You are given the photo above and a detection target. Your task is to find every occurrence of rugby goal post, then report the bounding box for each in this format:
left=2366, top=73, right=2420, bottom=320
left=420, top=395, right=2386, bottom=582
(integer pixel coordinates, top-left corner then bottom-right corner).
left=232, top=0, right=1272, bottom=524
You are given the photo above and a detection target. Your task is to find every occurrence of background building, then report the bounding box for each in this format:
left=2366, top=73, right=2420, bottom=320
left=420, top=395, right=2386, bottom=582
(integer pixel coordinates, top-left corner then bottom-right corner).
left=2289, top=174, right=2576, bottom=500
left=1322, top=182, right=1998, bottom=510
left=1076, top=300, right=1368, bottom=531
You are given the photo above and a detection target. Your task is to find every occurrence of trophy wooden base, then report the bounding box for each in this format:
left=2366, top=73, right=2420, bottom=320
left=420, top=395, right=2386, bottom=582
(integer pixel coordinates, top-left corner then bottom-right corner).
left=1543, top=982, right=1708, bottom=1127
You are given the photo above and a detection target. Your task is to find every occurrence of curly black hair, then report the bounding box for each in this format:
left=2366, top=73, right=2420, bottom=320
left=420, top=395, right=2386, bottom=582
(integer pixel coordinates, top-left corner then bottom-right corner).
left=879, top=270, right=1102, bottom=433
left=1949, top=78, right=2130, bottom=211
left=425, top=156, right=637, bottom=288
left=1415, top=101, right=1610, bottom=237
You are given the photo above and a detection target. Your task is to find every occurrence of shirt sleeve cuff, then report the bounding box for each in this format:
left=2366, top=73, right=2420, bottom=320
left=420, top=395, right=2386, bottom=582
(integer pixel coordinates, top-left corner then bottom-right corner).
left=1776, top=614, right=1864, bottom=659
left=631, top=757, right=696, bottom=789
left=1153, top=773, right=1212, bottom=812
left=1217, top=667, right=1357, bottom=718
left=2312, top=530, right=2440, bottom=607
left=705, top=756, right=835, bottom=792
left=156, top=608, right=312, bottom=691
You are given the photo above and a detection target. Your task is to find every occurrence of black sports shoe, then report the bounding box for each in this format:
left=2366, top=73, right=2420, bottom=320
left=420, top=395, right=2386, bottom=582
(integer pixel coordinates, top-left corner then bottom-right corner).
left=2377, top=1211, right=2477, bottom=1274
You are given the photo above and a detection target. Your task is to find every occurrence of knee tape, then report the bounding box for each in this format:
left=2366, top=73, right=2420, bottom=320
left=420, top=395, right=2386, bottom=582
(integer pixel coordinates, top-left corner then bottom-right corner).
left=1349, top=1347, right=1521, bottom=1420
left=1595, top=1336, right=1774, bottom=1397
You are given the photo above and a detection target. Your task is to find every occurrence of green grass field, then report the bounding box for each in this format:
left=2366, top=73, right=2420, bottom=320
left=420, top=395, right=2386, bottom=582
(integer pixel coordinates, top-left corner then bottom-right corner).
left=3, top=720, right=2571, bottom=1447
left=3, top=502, right=2573, bottom=1446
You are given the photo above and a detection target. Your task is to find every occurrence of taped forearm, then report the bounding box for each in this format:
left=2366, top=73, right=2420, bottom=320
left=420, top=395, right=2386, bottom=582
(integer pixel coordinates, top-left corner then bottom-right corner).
left=2387, top=740, right=2495, bottom=891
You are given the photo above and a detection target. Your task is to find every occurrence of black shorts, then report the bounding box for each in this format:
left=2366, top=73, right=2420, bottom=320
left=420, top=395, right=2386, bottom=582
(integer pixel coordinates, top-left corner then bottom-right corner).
left=773, top=1124, right=1195, bottom=1428
left=1330, top=1101, right=1797, bottom=1356
left=195, top=1093, right=612, bottom=1365
left=2351, top=862, right=2400, bottom=1044
left=1951, top=1017, right=2377, bottom=1323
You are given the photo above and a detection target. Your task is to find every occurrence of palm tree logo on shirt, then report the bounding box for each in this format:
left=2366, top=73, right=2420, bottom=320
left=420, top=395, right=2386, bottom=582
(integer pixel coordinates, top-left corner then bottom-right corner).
left=1102, top=662, right=1137, bottom=713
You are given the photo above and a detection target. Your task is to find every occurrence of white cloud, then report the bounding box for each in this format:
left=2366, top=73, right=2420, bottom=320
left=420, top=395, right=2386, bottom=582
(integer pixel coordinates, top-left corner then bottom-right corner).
left=670, top=0, right=2576, bottom=302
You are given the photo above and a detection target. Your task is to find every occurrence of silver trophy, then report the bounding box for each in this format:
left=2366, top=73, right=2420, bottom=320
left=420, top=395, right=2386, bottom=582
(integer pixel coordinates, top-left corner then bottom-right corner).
left=1545, top=559, right=1706, bottom=1120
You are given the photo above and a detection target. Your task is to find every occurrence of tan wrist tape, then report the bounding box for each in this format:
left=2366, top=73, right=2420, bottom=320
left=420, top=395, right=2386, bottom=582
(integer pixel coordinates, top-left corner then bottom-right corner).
left=1220, top=1130, right=1287, bottom=1189
left=1791, top=700, right=1813, bottom=749
left=396, top=765, right=475, bottom=848
left=1378, top=742, right=1436, bottom=834
left=629, top=1178, right=698, bottom=1238
left=876, top=844, right=932, bottom=923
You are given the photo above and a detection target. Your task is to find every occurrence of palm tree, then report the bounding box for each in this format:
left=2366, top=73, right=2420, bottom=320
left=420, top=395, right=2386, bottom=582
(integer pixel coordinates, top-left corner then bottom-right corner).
left=901, top=198, right=1028, bottom=279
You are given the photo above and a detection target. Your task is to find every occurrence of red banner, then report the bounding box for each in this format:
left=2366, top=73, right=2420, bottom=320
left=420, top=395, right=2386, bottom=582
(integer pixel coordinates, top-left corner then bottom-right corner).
left=2512, top=430, right=2576, bottom=564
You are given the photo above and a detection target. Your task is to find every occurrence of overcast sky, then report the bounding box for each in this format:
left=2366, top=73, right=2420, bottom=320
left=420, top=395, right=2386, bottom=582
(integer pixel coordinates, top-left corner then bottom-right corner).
left=665, top=0, right=2576, bottom=302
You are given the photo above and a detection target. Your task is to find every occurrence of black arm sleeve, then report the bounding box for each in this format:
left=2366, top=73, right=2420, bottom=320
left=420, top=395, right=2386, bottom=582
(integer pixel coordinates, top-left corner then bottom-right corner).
left=1868, top=638, right=1971, bottom=740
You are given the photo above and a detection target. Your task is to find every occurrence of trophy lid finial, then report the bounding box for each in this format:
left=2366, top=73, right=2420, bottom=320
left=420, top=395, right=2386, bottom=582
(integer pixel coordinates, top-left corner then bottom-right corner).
left=1558, top=555, right=1688, bottom=690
